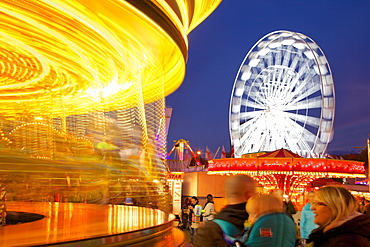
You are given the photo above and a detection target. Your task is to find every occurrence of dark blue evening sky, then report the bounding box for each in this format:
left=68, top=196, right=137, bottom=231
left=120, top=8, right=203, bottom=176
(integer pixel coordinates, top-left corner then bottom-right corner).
left=166, top=0, right=370, bottom=156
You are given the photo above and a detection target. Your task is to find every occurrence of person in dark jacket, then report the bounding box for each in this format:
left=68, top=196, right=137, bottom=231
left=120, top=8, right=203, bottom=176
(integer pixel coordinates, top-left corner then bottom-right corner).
left=226, top=194, right=296, bottom=247
left=308, top=186, right=370, bottom=247
left=194, top=175, right=256, bottom=247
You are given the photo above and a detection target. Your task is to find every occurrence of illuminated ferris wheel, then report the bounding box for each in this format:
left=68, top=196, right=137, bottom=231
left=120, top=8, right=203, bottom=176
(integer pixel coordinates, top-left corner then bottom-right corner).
left=229, top=30, right=335, bottom=158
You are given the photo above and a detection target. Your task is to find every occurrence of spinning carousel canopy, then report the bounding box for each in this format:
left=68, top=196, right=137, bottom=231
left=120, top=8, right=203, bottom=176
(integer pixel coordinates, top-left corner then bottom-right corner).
left=0, top=0, right=222, bottom=117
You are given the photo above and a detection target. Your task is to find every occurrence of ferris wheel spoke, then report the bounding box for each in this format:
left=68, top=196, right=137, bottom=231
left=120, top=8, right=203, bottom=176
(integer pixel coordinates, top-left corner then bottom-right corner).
left=277, top=79, right=297, bottom=104
left=289, top=75, right=318, bottom=101
left=284, top=81, right=308, bottom=104
left=286, top=63, right=316, bottom=97
left=253, top=131, right=270, bottom=151
left=296, top=59, right=315, bottom=79
left=258, top=75, right=269, bottom=98
left=286, top=67, right=301, bottom=87
left=239, top=110, right=264, bottom=121
left=269, top=80, right=280, bottom=100
left=300, top=67, right=318, bottom=86
left=247, top=87, right=267, bottom=106
left=239, top=115, right=265, bottom=137
left=252, top=79, right=269, bottom=102
left=283, top=111, right=320, bottom=128
left=240, top=117, right=264, bottom=146
left=241, top=98, right=265, bottom=109
left=272, top=69, right=296, bottom=102
left=239, top=115, right=265, bottom=139
left=283, top=95, right=322, bottom=110
left=281, top=69, right=294, bottom=88
left=289, top=127, right=313, bottom=151
left=284, top=117, right=317, bottom=143
left=300, top=130, right=316, bottom=148
left=289, top=82, right=320, bottom=106
left=269, top=131, right=285, bottom=150
left=238, top=120, right=257, bottom=137
left=284, top=132, right=301, bottom=151
left=281, top=121, right=315, bottom=154
left=297, top=138, right=313, bottom=153
left=264, top=75, right=281, bottom=101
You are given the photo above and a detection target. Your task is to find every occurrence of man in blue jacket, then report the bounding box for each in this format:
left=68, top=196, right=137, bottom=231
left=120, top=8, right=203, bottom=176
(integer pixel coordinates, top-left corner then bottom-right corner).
left=300, top=191, right=318, bottom=246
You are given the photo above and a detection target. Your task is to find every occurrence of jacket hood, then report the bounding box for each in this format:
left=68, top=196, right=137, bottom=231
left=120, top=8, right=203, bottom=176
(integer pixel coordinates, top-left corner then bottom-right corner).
left=215, top=202, right=249, bottom=231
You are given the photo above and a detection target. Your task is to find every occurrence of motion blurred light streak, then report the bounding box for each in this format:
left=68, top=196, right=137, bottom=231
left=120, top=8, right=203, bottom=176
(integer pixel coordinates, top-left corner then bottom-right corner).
left=0, top=0, right=221, bottom=214
left=0, top=0, right=221, bottom=115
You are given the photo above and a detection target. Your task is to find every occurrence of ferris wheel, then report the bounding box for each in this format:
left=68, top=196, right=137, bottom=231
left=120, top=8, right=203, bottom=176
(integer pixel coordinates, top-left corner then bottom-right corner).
left=229, top=30, right=335, bottom=158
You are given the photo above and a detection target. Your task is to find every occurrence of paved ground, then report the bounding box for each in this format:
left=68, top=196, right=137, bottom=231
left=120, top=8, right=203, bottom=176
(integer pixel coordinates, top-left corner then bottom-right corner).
left=173, top=221, right=193, bottom=246
left=182, top=229, right=193, bottom=246
left=180, top=229, right=193, bottom=246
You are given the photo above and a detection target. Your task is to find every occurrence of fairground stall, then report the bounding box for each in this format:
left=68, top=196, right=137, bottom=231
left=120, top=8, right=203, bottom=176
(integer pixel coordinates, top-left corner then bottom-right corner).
left=208, top=149, right=365, bottom=206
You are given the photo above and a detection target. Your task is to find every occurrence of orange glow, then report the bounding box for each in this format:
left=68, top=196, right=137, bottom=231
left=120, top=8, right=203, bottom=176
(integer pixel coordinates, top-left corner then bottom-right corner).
left=0, top=0, right=222, bottom=214
left=0, top=0, right=221, bottom=116
left=208, top=157, right=365, bottom=198
left=208, top=158, right=365, bottom=175
left=1, top=202, right=170, bottom=245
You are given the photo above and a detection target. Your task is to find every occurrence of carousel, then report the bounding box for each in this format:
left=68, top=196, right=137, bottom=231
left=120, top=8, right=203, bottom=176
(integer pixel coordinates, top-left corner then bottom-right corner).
left=0, top=0, right=222, bottom=246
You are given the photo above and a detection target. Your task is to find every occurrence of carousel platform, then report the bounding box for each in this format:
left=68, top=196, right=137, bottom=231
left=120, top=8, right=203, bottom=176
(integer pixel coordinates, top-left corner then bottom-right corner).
left=0, top=202, right=185, bottom=246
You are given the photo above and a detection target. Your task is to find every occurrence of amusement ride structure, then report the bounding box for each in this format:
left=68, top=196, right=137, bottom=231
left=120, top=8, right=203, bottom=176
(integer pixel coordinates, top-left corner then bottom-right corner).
left=229, top=30, right=335, bottom=158
left=167, top=139, right=201, bottom=165
left=209, top=30, right=365, bottom=198
left=0, top=0, right=222, bottom=245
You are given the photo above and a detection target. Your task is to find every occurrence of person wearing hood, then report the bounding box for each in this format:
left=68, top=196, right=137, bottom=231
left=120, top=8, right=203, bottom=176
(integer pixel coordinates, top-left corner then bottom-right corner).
left=194, top=175, right=256, bottom=247
left=223, top=194, right=297, bottom=247
left=300, top=191, right=318, bottom=246
left=308, top=186, right=370, bottom=247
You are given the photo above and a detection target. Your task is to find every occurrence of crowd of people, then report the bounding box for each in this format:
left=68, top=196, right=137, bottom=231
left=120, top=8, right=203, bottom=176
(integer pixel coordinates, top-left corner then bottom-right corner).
left=178, top=175, right=370, bottom=246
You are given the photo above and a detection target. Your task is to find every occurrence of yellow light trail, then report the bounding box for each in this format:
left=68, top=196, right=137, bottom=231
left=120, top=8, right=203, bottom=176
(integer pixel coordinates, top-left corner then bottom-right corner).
left=0, top=0, right=222, bottom=117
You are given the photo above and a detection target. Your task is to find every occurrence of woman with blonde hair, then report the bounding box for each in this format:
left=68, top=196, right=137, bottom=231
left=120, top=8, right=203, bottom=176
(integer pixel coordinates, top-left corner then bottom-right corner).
left=308, top=186, right=370, bottom=247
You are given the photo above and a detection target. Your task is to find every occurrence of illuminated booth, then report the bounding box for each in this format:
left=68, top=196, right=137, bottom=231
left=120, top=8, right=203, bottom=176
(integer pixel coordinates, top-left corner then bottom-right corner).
left=208, top=149, right=365, bottom=201
left=0, top=0, right=222, bottom=245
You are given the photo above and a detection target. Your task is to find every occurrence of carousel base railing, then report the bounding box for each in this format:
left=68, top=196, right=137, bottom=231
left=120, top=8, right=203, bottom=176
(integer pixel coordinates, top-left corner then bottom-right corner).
left=0, top=202, right=186, bottom=247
